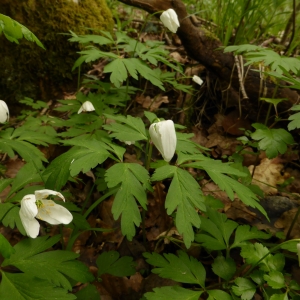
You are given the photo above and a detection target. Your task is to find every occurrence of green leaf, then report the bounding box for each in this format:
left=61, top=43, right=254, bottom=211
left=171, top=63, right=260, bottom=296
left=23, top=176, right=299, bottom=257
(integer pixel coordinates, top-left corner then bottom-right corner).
left=212, top=256, right=236, bottom=281
left=182, top=159, right=268, bottom=218
left=195, top=208, right=238, bottom=250
left=75, top=284, right=99, bottom=300
left=3, top=236, right=93, bottom=290
left=144, top=251, right=206, bottom=287
left=0, top=14, right=44, bottom=48
left=263, top=271, right=285, bottom=289
left=105, top=163, right=149, bottom=240
left=144, top=286, right=202, bottom=300
left=232, top=277, right=256, bottom=300
left=270, top=293, right=288, bottom=300
left=251, top=124, right=294, bottom=159
left=0, top=271, right=75, bottom=300
left=288, top=105, right=300, bottom=131
left=207, top=290, right=233, bottom=300
left=0, top=234, right=15, bottom=258
left=103, top=114, right=147, bottom=142
left=8, top=162, right=44, bottom=197
left=241, top=243, right=284, bottom=272
left=231, top=225, right=271, bottom=248
left=97, top=251, right=136, bottom=277
left=152, top=166, right=206, bottom=248
left=1, top=205, right=26, bottom=235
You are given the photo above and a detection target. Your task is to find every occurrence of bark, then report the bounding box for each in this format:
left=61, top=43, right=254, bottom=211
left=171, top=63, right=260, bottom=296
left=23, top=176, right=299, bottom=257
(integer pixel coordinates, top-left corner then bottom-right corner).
left=119, top=0, right=299, bottom=114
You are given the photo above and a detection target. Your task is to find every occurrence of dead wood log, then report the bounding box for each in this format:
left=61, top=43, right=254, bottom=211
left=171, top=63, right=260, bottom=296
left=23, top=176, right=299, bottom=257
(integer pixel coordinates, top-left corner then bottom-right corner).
left=118, top=0, right=299, bottom=117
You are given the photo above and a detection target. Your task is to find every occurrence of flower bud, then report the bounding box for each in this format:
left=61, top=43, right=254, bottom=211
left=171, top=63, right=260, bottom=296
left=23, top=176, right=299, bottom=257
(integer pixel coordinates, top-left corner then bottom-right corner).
left=0, top=100, right=9, bottom=123
left=149, top=120, right=177, bottom=162
left=192, top=75, right=203, bottom=86
left=160, top=9, right=180, bottom=33
left=78, top=101, right=95, bottom=114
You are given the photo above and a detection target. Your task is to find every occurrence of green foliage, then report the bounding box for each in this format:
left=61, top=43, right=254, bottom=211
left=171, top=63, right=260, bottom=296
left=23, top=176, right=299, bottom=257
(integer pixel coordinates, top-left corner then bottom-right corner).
left=288, top=104, right=300, bottom=131
left=105, top=163, right=150, bottom=240
left=251, top=123, right=294, bottom=159
left=232, top=277, right=256, bottom=300
left=151, top=165, right=206, bottom=248
left=97, top=251, right=136, bottom=277
left=144, top=286, right=203, bottom=300
left=144, top=251, right=206, bottom=286
left=0, top=13, right=44, bottom=48
left=70, top=31, right=183, bottom=90
left=224, top=45, right=300, bottom=75
left=0, top=236, right=93, bottom=299
left=181, top=157, right=267, bottom=217
left=0, top=234, right=15, bottom=258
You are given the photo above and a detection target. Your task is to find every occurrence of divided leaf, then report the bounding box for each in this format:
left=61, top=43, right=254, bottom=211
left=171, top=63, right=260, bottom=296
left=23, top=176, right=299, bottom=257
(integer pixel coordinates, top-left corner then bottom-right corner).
left=251, top=124, right=294, bottom=159
left=0, top=272, right=75, bottom=300
left=97, top=251, right=136, bottom=277
left=105, top=163, right=149, bottom=240
left=144, top=251, right=206, bottom=287
left=152, top=165, right=206, bottom=248
left=2, top=236, right=93, bottom=291
left=144, top=285, right=202, bottom=300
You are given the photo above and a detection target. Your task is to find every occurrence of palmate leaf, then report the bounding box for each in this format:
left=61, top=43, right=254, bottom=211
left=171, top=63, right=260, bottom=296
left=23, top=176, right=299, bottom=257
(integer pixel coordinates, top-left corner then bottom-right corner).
left=105, top=163, right=150, bottom=240
left=251, top=123, right=294, bottom=158
left=224, top=45, right=300, bottom=75
left=232, top=278, right=256, bottom=300
left=182, top=159, right=268, bottom=219
left=195, top=208, right=238, bottom=251
left=0, top=138, right=47, bottom=169
left=144, top=251, right=206, bottom=286
left=97, top=251, right=136, bottom=277
left=231, top=225, right=271, bottom=248
left=0, top=272, right=75, bottom=300
left=0, top=202, right=26, bottom=235
left=288, top=105, right=300, bottom=131
left=211, top=256, right=236, bottom=281
left=151, top=165, right=206, bottom=248
left=103, top=57, right=164, bottom=90
left=144, top=286, right=202, bottom=300
left=103, top=114, right=148, bottom=142
left=2, top=236, right=94, bottom=291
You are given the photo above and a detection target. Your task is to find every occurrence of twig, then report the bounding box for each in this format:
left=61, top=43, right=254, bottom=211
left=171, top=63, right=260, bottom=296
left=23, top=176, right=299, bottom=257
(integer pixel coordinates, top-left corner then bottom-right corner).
left=234, top=55, right=249, bottom=100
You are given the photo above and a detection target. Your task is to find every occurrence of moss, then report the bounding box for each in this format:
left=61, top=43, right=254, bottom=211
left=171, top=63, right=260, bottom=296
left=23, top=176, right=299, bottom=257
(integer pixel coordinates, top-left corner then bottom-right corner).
left=0, top=0, right=114, bottom=102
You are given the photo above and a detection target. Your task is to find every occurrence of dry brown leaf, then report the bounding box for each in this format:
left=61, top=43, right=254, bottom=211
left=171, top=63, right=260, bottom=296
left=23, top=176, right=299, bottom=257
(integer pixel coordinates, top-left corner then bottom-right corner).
left=249, top=158, right=287, bottom=194
left=135, top=94, right=169, bottom=111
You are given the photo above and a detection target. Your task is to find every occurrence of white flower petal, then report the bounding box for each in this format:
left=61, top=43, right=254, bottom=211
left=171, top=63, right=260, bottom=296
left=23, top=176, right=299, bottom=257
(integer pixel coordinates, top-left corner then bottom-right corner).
left=149, top=120, right=177, bottom=162
left=19, top=209, right=40, bottom=238
left=20, top=194, right=38, bottom=218
left=36, top=200, right=73, bottom=225
left=160, top=9, right=180, bottom=33
left=192, top=75, right=203, bottom=86
left=35, top=189, right=65, bottom=202
left=78, top=101, right=95, bottom=114
left=124, top=141, right=135, bottom=145
left=0, top=100, right=9, bottom=123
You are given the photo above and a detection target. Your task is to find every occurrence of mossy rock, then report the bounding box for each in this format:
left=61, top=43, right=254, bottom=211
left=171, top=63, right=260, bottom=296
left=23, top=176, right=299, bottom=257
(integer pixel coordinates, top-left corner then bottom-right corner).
left=0, top=0, right=114, bottom=102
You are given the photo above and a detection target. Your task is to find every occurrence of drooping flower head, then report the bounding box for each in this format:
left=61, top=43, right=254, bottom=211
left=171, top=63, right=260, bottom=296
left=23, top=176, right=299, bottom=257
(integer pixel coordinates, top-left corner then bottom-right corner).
left=19, top=189, right=73, bottom=238
left=160, top=9, right=180, bottom=33
left=149, top=119, right=177, bottom=162
left=192, top=75, right=203, bottom=86
left=0, top=100, right=9, bottom=123
left=78, top=101, right=95, bottom=114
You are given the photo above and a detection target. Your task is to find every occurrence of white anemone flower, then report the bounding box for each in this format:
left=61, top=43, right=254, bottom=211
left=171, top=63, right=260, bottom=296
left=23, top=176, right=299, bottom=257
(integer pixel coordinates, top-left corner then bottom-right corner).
left=160, top=9, right=180, bottom=33
left=78, top=101, right=95, bottom=114
left=149, top=120, right=177, bottom=162
left=0, top=100, right=9, bottom=123
left=19, top=189, right=73, bottom=238
left=192, top=75, right=203, bottom=86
